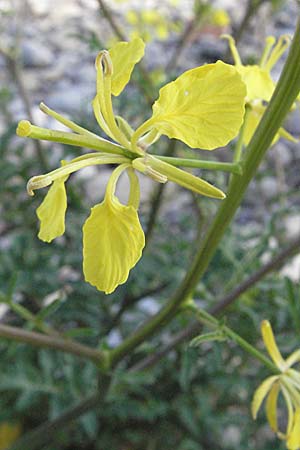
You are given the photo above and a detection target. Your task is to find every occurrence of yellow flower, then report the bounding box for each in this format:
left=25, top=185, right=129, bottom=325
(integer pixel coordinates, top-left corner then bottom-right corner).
left=126, top=9, right=170, bottom=42
left=252, top=320, right=300, bottom=449
left=0, top=422, right=21, bottom=450
left=36, top=161, right=68, bottom=242
left=17, top=38, right=246, bottom=293
left=211, top=9, right=230, bottom=27
left=223, top=34, right=297, bottom=146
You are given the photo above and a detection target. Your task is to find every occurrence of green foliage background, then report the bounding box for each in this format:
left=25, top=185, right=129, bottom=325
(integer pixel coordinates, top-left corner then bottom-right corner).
left=0, top=0, right=300, bottom=449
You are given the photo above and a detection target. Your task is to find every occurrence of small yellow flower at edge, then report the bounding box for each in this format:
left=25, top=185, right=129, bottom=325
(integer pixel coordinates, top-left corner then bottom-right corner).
left=252, top=320, right=300, bottom=449
left=223, top=34, right=298, bottom=146
left=0, top=422, right=22, bottom=450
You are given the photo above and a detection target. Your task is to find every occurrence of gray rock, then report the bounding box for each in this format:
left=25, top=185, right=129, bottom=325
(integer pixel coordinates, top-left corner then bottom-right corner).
left=272, top=142, right=293, bottom=167
left=138, top=296, right=160, bottom=315
left=223, top=425, right=241, bottom=447
left=281, top=255, right=300, bottom=282
left=286, top=108, right=300, bottom=135
left=45, top=84, right=94, bottom=114
left=21, top=41, right=55, bottom=68
left=284, top=214, right=300, bottom=239
left=260, top=176, right=278, bottom=199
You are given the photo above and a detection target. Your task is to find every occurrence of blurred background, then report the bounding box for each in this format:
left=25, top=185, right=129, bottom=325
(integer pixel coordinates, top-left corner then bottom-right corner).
left=0, top=0, right=300, bottom=449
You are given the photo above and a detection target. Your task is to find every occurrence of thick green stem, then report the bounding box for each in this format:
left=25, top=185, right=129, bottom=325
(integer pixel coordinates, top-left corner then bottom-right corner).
left=110, top=19, right=300, bottom=366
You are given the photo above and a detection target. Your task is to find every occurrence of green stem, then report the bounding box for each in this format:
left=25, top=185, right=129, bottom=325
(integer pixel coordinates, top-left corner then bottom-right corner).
left=223, top=326, right=278, bottom=373
left=232, top=105, right=250, bottom=165
left=156, top=156, right=242, bottom=174
left=0, top=324, right=110, bottom=369
left=110, top=18, right=300, bottom=366
left=229, top=105, right=250, bottom=183
left=190, top=306, right=278, bottom=374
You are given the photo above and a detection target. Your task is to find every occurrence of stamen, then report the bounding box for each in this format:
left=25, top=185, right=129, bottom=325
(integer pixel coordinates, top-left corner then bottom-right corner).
left=264, top=35, right=291, bottom=71
left=260, top=36, right=276, bottom=68
left=39, top=102, right=101, bottom=140
left=221, top=34, right=242, bottom=66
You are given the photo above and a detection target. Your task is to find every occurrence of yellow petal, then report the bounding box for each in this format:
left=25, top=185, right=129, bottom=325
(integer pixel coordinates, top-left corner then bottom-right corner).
left=138, top=60, right=246, bottom=150
left=126, top=10, right=139, bottom=25
left=156, top=23, right=169, bottom=40
left=211, top=9, right=230, bottom=27
left=243, top=104, right=289, bottom=147
left=237, top=65, right=275, bottom=102
left=261, top=320, right=286, bottom=371
left=141, top=10, right=160, bottom=24
left=221, top=35, right=242, bottom=66
left=286, top=350, right=300, bottom=369
left=83, top=164, right=144, bottom=294
left=109, top=38, right=145, bottom=96
left=83, top=197, right=145, bottom=294
left=279, top=127, right=298, bottom=143
left=281, top=384, right=295, bottom=437
left=266, top=381, right=280, bottom=432
left=251, top=375, right=278, bottom=419
left=243, top=103, right=277, bottom=147
left=287, top=407, right=300, bottom=449
left=243, top=105, right=262, bottom=146
left=37, top=174, right=68, bottom=243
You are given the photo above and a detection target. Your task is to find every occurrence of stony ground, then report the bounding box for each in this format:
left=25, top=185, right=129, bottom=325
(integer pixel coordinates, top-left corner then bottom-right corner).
left=0, top=0, right=299, bottom=279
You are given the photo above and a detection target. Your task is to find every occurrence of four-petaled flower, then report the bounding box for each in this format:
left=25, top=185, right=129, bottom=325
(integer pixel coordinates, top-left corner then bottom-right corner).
left=252, top=320, right=300, bottom=449
left=17, top=37, right=246, bottom=294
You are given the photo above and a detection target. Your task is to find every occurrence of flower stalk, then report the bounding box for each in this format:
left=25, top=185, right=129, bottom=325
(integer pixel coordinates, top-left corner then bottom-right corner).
left=189, top=305, right=279, bottom=374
